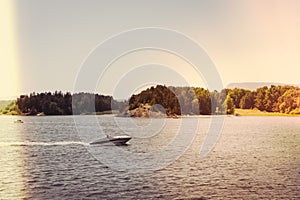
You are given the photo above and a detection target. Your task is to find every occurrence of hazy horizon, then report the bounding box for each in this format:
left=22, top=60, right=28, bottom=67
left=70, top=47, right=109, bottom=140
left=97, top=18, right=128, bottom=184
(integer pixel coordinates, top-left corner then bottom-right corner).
left=0, top=81, right=299, bottom=101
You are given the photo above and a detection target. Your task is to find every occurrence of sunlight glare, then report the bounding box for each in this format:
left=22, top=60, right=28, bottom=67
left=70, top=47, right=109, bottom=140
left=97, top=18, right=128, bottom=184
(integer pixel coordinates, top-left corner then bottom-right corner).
left=0, top=0, right=20, bottom=99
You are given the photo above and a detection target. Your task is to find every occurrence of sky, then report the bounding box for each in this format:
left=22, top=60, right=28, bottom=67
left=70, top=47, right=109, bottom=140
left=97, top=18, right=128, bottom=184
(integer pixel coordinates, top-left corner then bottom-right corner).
left=0, top=0, right=300, bottom=100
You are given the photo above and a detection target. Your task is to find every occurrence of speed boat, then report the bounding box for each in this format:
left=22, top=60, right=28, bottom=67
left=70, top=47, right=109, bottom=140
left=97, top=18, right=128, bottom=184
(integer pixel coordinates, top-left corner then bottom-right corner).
left=90, top=135, right=131, bottom=145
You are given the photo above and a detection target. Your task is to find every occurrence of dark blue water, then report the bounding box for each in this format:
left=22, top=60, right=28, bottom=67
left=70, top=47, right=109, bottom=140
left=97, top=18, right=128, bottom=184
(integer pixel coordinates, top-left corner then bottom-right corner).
left=0, top=115, right=299, bottom=199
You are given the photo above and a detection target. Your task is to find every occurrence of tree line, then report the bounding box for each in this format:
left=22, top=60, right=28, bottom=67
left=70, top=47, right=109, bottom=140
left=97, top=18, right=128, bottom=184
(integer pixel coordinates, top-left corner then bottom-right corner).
left=3, top=85, right=299, bottom=116
left=128, top=85, right=300, bottom=115
left=16, top=91, right=120, bottom=115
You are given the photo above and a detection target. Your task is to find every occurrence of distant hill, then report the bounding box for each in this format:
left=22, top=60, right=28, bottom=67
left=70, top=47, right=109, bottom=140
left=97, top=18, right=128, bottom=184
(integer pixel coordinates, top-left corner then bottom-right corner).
left=226, top=82, right=300, bottom=91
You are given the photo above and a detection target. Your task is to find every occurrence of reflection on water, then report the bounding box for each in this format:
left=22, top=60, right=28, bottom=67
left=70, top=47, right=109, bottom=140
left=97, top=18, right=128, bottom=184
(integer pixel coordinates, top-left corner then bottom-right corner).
left=0, top=116, right=27, bottom=199
left=0, top=115, right=299, bottom=199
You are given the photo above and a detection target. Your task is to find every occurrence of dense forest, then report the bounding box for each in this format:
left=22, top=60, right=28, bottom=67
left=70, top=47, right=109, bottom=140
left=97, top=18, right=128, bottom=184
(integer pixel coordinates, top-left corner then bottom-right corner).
left=128, top=85, right=300, bottom=115
left=15, top=91, right=120, bottom=115
left=0, top=85, right=299, bottom=116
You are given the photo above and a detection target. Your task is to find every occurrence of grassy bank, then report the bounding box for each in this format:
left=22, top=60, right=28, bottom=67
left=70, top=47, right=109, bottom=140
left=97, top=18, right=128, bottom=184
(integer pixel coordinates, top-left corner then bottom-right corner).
left=235, top=109, right=299, bottom=116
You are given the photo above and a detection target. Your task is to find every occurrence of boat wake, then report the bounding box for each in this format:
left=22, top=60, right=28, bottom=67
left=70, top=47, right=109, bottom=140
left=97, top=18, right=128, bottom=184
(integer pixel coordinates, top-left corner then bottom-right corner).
left=0, top=141, right=89, bottom=147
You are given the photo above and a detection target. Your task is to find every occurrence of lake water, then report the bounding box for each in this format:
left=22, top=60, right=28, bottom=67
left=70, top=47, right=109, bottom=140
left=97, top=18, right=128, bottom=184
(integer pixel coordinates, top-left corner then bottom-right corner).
left=0, top=115, right=299, bottom=199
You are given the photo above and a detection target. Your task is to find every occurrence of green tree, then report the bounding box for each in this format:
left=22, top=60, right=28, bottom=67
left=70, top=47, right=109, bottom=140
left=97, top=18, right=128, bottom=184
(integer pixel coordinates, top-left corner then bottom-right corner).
left=277, top=89, right=300, bottom=114
left=223, top=95, right=235, bottom=114
left=239, top=91, right=254, bottom=109
left=228, top=88, right=248, bottom=108
left=254, top=86, right=267, bottom=111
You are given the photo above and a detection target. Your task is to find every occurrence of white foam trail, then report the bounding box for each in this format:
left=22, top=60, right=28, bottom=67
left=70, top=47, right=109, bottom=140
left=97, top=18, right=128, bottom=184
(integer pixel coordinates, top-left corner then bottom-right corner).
left=0, top=141, right=88, bottom=146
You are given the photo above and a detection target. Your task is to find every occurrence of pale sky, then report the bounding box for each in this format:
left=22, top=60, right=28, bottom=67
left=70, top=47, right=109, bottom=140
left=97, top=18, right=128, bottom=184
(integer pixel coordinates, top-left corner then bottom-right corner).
left=1, top=0, right=300, bottom=100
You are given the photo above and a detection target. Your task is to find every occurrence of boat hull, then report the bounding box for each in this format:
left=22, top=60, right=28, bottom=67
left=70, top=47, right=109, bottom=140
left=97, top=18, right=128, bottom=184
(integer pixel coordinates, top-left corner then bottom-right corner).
left=108, top=137, right=131, bottom=145
left=90, top=135, right=131, bottom=145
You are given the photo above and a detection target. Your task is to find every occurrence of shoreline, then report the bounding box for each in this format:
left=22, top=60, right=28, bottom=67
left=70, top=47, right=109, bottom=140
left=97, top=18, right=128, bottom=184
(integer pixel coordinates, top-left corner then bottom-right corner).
left=1, top=110, right=299, bottom=117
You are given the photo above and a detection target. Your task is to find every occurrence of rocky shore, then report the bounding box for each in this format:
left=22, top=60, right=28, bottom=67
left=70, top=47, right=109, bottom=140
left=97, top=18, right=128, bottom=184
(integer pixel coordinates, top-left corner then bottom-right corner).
left=118, top=104, right=169, bottom=118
